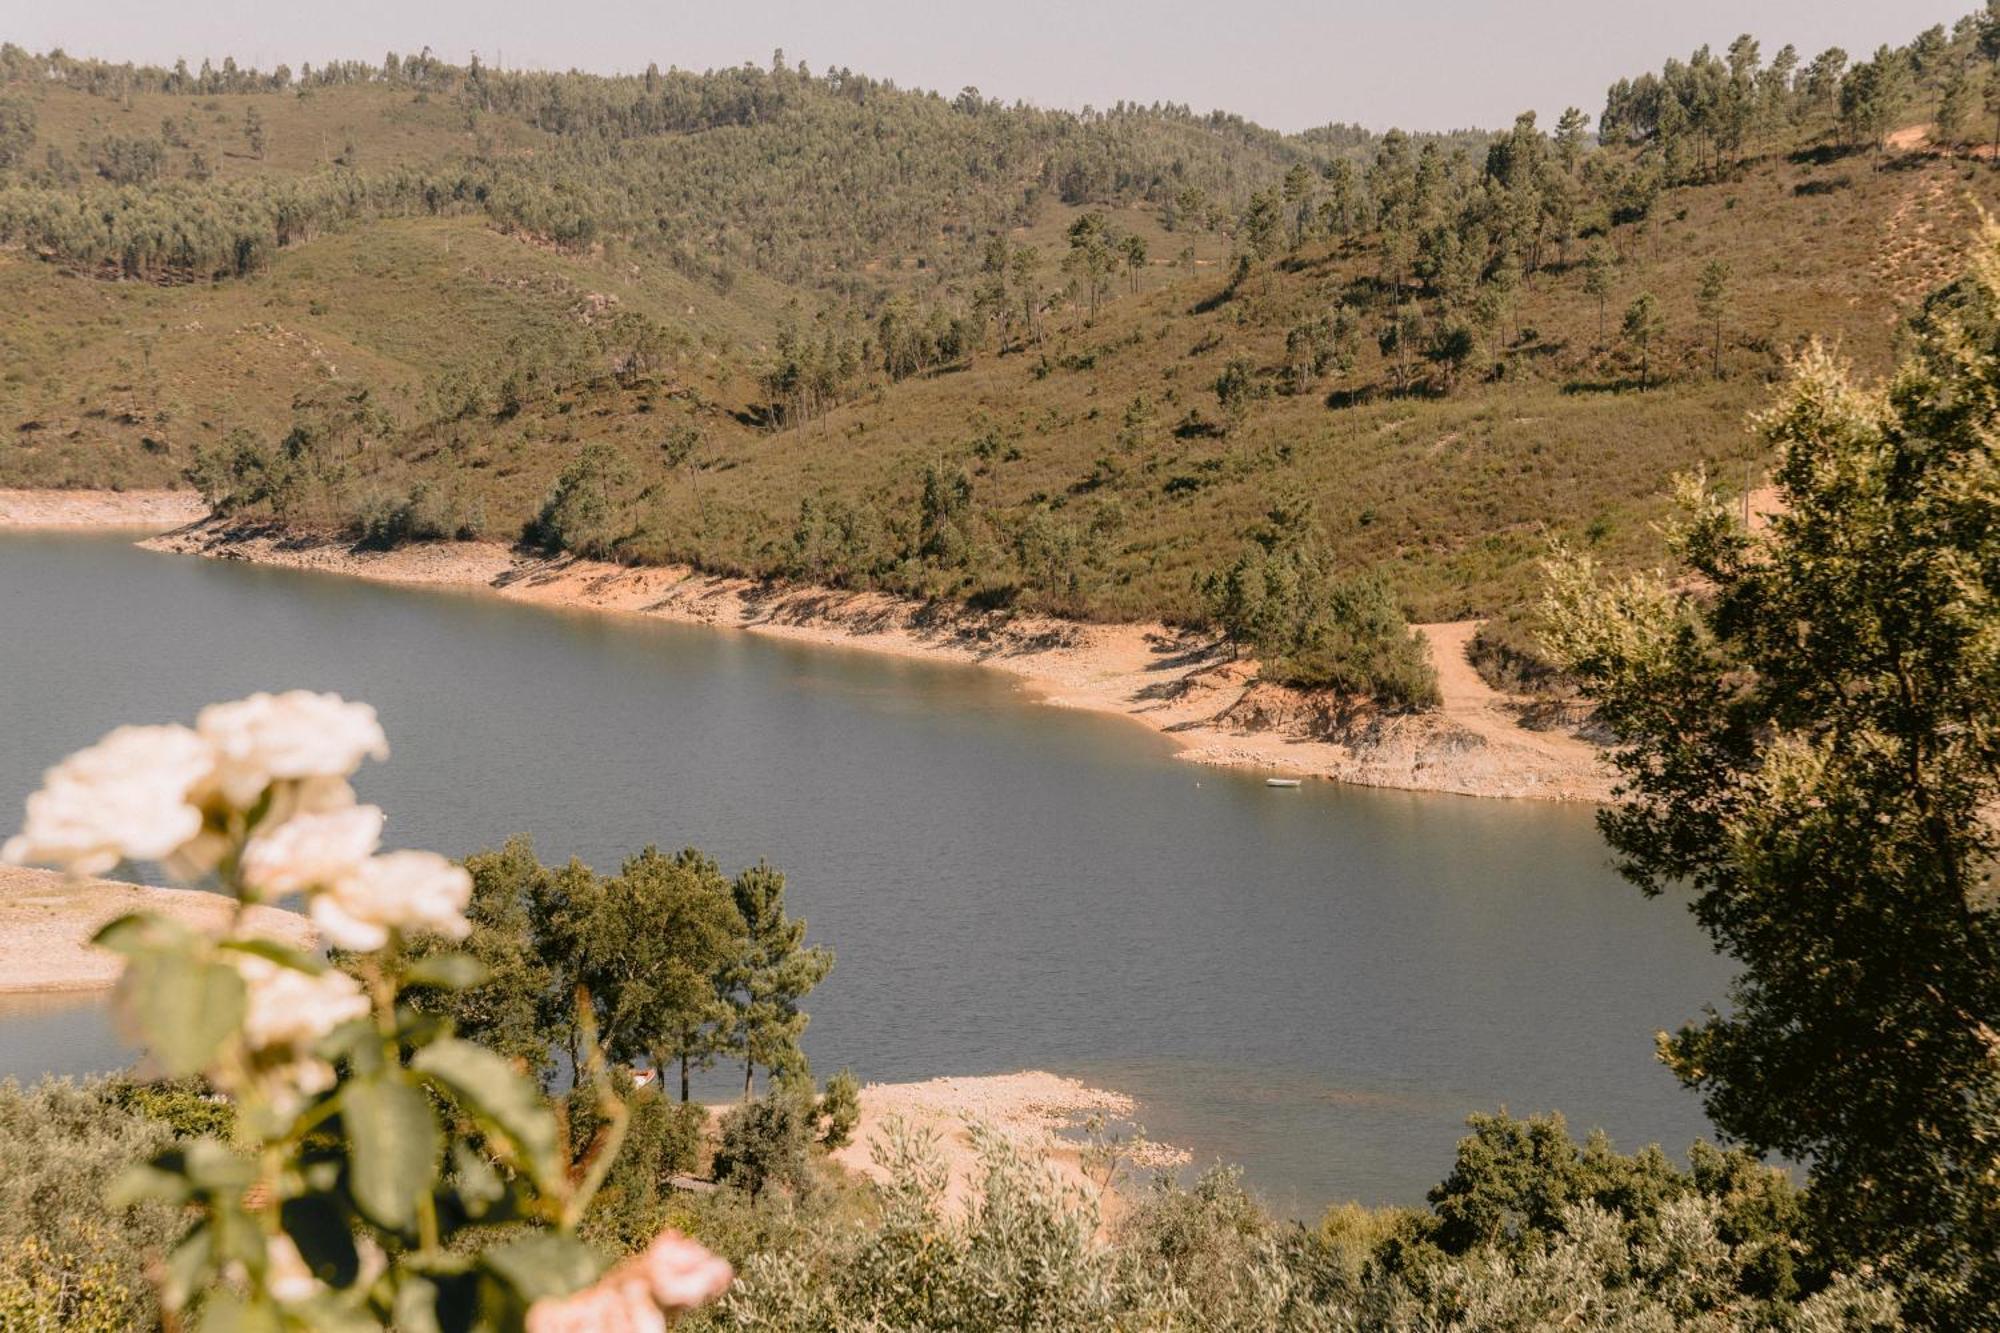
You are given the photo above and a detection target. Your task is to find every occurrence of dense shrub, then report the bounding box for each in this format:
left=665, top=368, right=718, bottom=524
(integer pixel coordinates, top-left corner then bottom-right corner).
left=524, top=442, right=633, bottom=557
left=818, top=1069, right=861, bottom=1149
left=0, top=1080, right=186, bottom=1332
left=102, top=1074, right=236, bottom=1140
left=572, top=1084, right=709, bottom=1252
left=351, top=480, right=484, bottom=548
left=714, top=1096, right=815, bottom=1201
left=1206, top=534, right=1439, bottom=707
left=719, top=1112, right=1898, bottom=1331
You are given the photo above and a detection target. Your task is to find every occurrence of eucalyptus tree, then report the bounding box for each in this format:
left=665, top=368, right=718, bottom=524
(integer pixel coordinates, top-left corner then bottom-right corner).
left=1120, top=231, right=1148, bottom=293
left=1581, top=245, right=1613, bottom=345
left=1064, top=212, right=1118, bottom=320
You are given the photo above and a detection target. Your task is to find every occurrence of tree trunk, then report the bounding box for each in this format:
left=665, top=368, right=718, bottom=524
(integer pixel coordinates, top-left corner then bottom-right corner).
left=743, top=1055, right=754, bottom=1101
left=680, top=1053, right=691, bottom=1102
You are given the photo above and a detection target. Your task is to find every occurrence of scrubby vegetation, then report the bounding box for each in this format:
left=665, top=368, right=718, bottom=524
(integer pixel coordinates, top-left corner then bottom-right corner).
left=0, top=1078, right=1908, bottom=1331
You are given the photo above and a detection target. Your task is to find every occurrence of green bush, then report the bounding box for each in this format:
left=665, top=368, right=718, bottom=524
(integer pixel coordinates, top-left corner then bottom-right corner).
left=351, top=480, right=483, bottom=549
left=714, top=1096, right=814, bottom=1201
left=524, top=443, right=632, bottom=557
left=719, top=1114, right=1899, bottom=1331
left=1206, top=534, right=1439, bottom=708
left=103, top=1074, right=235, bottom=1140
left=818, top=1069, right=860, bottom=1149
left=572, top=1084, right=709, bottom=1252
left=0, top=1080, right=186, bottom=1332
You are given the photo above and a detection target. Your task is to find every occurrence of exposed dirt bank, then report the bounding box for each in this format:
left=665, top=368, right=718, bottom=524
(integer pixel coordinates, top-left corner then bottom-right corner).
left=141, top=522, right=1613, bottom=801
left=0, top=865, right=314, bottom=993
left=0, top=488, right=208, bottom=530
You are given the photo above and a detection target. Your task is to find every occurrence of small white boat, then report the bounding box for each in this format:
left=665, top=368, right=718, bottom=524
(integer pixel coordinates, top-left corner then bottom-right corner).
left=1265, top=777, right=1302, bottom=788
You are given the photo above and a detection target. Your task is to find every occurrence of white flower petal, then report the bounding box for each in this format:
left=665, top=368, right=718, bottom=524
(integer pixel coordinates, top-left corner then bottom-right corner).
left=323, top=851, right=472, bottom=943
left=309, top=892, right=390, bottom=953
left=241, top=806, right=384, bottom=897
left=232, top=954, right=370, bottom=1051
left=4, top=725, right=215, bottom=874
left=198, top=692, right=387, bottom=809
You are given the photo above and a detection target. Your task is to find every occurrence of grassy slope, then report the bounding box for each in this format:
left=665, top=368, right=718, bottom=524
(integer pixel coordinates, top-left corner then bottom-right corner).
left=385, top=137, right=1993, bottom=623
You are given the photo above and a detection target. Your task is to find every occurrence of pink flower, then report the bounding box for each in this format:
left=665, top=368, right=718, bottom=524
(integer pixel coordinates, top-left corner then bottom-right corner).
left=525, top=1277, right=666, bottom=1333
left=638, top=1230, right=735, bottom=1310
left=523, top=1230, right=730, bottom=1332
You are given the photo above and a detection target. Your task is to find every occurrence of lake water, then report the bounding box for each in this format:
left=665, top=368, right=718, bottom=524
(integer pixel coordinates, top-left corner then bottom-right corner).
left=0, top=532, right=1733, bottom=1214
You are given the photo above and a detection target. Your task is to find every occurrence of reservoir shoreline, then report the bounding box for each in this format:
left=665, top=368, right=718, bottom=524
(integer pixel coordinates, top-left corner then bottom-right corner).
left=0, top=492, right=1611, bottom=801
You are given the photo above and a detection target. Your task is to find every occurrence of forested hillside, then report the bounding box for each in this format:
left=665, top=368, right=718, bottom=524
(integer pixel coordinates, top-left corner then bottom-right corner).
left=0, top=14, right=1990, bottom=690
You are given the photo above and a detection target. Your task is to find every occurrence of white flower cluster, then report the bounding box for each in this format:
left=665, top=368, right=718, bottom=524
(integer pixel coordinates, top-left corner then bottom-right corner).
left=231, top=952, right=370, bottom=1112
left=4, top=691, right=471, bottom=950
left=2, top=725, right=215, bottom=876
left=526, top=1231, right=734, bottom=1333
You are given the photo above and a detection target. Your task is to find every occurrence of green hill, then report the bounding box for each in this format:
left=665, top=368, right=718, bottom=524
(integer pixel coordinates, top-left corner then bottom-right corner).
left=0, top=18, right=1989, bottom=687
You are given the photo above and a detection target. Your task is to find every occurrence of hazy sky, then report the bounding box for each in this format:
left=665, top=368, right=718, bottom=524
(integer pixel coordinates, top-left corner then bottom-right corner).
left=6, top=0, right=1964, bottom=132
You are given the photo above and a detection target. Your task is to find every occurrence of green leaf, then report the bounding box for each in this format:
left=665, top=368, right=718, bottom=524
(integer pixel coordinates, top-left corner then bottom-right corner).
left=403, top=953, right=490, bottom=991
left=218, top=937, right=327, bottom=974
left=450, top=1141, right=509, bottom=1221
left=341, top=1076, right=441, bottom=1232
left=182, top=1138, right=258, bottom=1193
left=158, top=1225, right=214, bottom=1315
left=281, top=1193, right=360, bottom=1290
left=390, top=1276, right=443, bottom=1333
left=117, top=952, right=246, bottom=1077
left=319, top=1016, right=385, bottom=1078
left=192, top=1290, right=283, bottom=1333
left=412, top=1038, right=560, bottom=1191
left=480, top=1232, right=604, bottom=1305
left=93, top=910, right=194, bottom=954
left=109, top=1158, right=194, bottom=1209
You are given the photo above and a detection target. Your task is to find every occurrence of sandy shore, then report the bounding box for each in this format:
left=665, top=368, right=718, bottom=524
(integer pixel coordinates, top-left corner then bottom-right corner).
left=0, top=865, right=315, bottom=992
left=141, top=523, right=1613, bottom=801
left=829, top=1071, right=1189, bottom=1217
left=0, top=488, right=208, bottom=530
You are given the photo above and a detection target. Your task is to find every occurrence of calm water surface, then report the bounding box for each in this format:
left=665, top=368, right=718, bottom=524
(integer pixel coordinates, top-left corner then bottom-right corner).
left=0, top=532, right=1732, bottom=1214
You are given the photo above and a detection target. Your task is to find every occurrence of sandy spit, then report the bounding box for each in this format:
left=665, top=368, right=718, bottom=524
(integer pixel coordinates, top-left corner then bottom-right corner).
left=0, top=488, right=208, bottom=531
left=139, top=522, right=1613, bottom=802
left=829, top=1070, right=1189, bottom=1218
left=0, top=865, right=314, bottom=993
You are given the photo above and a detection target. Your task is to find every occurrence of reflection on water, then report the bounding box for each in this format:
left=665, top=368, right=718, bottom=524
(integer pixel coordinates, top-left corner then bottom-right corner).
left=0, top=533, right=1733, bottom=1214
left=0, top=990, right=132, bottom=1083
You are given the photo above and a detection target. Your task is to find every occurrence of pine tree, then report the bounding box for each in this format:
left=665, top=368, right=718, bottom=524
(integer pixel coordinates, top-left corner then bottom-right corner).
left=1937, top=61, right=1973, bottom=151
left=1545, top=234, right=2000, bottom=1322
left=728, top=862, right=833, bottom=1099
left=1581, top=246, right=1613, bottom=346
left=1622, top=291, right=1664, bottom=389
left=572, top=846, right=744, bottom=1102
left=1694, top=259, right=1730, bottom=380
